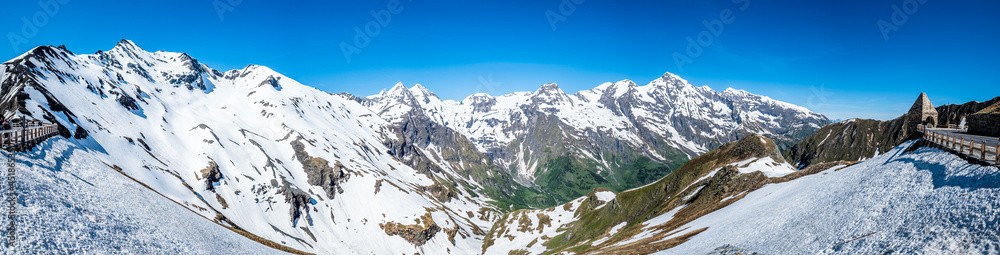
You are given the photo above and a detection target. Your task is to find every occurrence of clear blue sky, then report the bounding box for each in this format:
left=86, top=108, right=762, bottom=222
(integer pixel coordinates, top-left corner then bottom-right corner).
left=3, top=0, right=998, bottom=120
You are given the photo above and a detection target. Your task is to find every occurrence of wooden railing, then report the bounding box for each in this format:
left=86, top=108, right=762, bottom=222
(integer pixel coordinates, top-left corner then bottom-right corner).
left=0, top=123, right=60, bottom=151
left=918, top=125, right=1000, bottom=165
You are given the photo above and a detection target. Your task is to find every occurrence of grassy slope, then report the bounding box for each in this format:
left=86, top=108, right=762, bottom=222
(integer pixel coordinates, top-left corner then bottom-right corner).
left=483, top=134, right=838, bottom=254
left=484, top=113, right=692, bottom=212
left=541, top=134, right=785, bottom=253
left=481, top=150, right=687, bottom=213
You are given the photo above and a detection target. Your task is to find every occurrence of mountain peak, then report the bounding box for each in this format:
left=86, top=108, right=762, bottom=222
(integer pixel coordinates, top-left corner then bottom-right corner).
left=410, top=83, right=432, bottom=95
left=612, top=79, right=638, bottom=89
left=659, top=71, right=683, bottom=80
left=6, top=45, right=72, bottom=64
left=389, top=82, right=407, bottom=92
left=650, top=71, right=692, bottom=90
left=723, top=87, right=745, bottom=94
left=113, top=39, right=143, bottom=52
left=601, top=79, right=638, bottom=99
left=241, top=64, right=277, bottom=74
left=377, top=82, right=417, bottom=102
left=408, top=84, right=440, bottom=104
left=535, top=83, right=563, bottom=94
left=726, top=133, right=784, bottom=163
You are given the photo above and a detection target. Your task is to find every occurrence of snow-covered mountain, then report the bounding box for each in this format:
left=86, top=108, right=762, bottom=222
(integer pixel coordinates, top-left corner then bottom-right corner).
left=1, top=40, right=501, bottom=254
left=4, top=139, right=281, bottom=254
left=2, top=40, right=994, bottom=255
left=362, top=73, right=829, bottom=203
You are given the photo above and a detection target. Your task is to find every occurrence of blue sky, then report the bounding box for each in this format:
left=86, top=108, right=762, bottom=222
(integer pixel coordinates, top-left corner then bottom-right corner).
left=2, top=0, right=998, bottom=120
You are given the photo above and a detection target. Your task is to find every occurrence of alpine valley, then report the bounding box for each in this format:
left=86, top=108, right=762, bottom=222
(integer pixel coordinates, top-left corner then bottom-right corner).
left=2, top=41, right=997, bottom=255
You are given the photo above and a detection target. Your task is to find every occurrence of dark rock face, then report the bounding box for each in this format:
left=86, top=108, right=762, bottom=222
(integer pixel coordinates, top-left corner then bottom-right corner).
left=126, top=63, right=154, bottom=83
left=111, top=89, right=140, bottom=111
left=363, top=88, right=511, bottom=202
left=291, top=140, right=349, bottom=200
left=200, top=161, right=224, bottom=191
left=935, top=96, right=1000, bottom=127
left=73, top=126, right=88, bottom=139
left=278, top=181, right=313, bottom=227
left=258, top=75, right=281, bottom=90
left=936, top=98, right=1000, bottom=137
left=783, top=118, right=909, bottom=169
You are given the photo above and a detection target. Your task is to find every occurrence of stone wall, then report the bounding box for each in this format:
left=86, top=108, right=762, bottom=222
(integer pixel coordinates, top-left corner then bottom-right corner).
left=968, top=113, right=1000, bottom=137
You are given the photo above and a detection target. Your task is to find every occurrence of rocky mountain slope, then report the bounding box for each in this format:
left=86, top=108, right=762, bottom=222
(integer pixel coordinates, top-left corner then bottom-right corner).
left=363, top=74, right=829, bottom=207
left=663, top=140, right=1000, bottom=254
left=483, top=137, right=1000, bottom=254
left=482, top=134, right=848, bottom=254
left=782, top=118, right=907, bottom=169
left=935, top=96, right=1000, bottom=127
left=784, top=95, right=1000, bottom=169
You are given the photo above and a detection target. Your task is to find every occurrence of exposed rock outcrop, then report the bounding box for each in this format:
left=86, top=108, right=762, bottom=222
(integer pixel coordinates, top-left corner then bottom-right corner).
left=379, top=213, right=441, bottom=246
left=783, top=118, right=908, bottom=169
left=199, top=161, right=223, bottom=191
left=934, top=96, right=1000, bottom=127
left=278, top=181, right=314, bottom=227
left=291, top=140, right=349, bottom=200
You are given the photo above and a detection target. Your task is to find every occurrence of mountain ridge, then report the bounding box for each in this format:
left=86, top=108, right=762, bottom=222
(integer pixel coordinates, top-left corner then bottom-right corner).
left=1, top=40, right=504, bottom=254
left=361, top=69, right=830, bottom=206
left=2, top=40, right=831, bottom=254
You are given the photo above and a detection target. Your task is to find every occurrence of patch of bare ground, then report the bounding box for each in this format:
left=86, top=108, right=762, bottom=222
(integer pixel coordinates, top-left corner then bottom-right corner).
left=379, top=213, right=442, bottom=246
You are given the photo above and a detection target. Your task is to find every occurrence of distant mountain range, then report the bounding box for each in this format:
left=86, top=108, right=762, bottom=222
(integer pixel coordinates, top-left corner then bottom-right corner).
left=359, top=72, right=828, bottom=207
